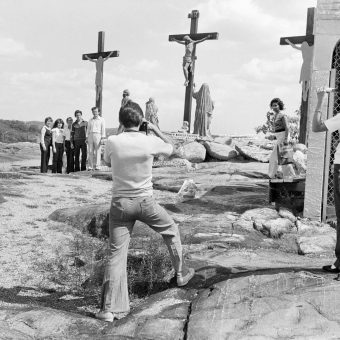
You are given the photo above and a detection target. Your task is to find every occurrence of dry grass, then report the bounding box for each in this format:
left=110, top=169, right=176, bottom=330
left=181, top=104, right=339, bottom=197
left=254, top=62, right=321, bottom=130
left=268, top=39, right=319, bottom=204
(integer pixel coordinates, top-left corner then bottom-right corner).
left=33, top=232, right=174, bottom=311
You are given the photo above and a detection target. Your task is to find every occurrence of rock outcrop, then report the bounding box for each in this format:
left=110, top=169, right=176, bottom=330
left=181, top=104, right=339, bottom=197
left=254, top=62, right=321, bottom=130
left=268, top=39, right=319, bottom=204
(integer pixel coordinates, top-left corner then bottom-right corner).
left=49, top=204, right=110, bottom=238
left=182, top=142, right=206, bottom=163
left=203, top=142, right=238, bottom=161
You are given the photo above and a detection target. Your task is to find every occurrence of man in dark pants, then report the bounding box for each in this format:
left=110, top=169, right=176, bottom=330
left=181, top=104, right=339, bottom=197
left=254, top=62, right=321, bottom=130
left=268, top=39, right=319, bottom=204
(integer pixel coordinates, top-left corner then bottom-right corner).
left=71, top=110, right=88, bottom=172
left=64, top=117, right=74, bottom=173
left=312, top=87, right=340, bottom=273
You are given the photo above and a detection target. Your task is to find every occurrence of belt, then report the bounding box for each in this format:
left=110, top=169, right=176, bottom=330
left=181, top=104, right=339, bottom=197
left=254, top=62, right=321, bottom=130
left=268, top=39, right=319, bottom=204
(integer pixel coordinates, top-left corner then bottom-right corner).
left=275, top=128, right=285, bottom=133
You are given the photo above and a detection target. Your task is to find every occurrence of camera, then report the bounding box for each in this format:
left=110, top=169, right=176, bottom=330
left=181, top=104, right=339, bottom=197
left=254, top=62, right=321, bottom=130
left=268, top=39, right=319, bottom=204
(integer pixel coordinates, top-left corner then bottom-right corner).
left=139, top=121, right=148, bottom=134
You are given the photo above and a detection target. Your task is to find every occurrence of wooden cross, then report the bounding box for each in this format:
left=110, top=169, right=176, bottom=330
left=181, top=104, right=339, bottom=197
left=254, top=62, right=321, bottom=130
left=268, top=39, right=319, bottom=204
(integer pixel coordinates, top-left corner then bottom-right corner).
left=280, top=7, right=315, bottom=144
left=82, top=31, right=119, bottom=116
left=169, top=10, right=218, bottom=131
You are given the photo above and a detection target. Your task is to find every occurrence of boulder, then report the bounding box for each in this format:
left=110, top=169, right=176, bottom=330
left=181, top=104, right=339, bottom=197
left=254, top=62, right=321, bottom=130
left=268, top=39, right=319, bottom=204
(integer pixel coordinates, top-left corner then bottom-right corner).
left=104, top=288, right=196, bottom=339
left=278, top=208, right=296, bottom=223
left=297, top=234, right=336, bottom=255
left=262, top=218, right=294, bottom=238
left=182, top=142, right=206, bottom=163
left=0, top=305, right=105, bottom=339
left=234, top=143, right=271, bottom=163
left=203, top=142, right=238, bottom=161
left=49, top=204, right=110, bottom=238
left=187, top=272, right=340, bottom=339
left=296, top=220, right=335, bottom=236
left=241, top=208, right=280, bottom=222
left=213, top=136, right=232, bottom=146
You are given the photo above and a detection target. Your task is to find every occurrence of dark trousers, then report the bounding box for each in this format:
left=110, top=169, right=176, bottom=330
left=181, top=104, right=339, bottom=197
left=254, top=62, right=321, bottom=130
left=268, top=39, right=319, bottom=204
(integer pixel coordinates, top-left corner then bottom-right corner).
left=40, top=144, right=51, bottom=173
left=74, top=139, right=87, bottom=171
left=52, top=143, right=64, bottom=173
left=334, top=164, right=340, bottom=267
left=65, top=141, right=74, bottom=173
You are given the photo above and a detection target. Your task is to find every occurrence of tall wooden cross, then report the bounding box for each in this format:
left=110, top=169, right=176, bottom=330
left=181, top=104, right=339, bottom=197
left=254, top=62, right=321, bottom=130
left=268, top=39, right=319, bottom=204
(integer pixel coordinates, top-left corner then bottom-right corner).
left=82, top=31, right=119, bottom=116
left=280, top=7, right=315, bottom=144
left=169, top=10, right=218, bottom=131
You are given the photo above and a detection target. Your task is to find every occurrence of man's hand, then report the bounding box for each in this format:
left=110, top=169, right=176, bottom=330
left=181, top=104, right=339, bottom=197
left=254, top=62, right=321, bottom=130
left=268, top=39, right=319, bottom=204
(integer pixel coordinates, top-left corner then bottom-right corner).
left=53, top=148, right=56, bottom=153
left=316, top=87, right=329, bottom=104
left=42, top=145, right=46, bottom=152
left=145, top=121, right=157, bottom=133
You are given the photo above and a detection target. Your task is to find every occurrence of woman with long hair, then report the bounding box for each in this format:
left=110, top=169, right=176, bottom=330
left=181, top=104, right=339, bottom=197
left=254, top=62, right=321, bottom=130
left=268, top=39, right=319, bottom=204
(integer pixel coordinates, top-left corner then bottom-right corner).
left=51, top=118, right=65, bottom=174
left=192, top=83, right=214, bottom=137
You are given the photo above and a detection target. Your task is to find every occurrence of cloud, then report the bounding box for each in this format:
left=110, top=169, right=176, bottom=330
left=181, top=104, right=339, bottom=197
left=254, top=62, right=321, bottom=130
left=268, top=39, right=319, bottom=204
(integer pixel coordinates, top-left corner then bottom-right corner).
left=240, top=55, right=301, bottom=82
left=197, top=0, right=292, bottom=44
left=0, top=37, right=41, bottom=58
left=133, top=59, right=160, bottom=72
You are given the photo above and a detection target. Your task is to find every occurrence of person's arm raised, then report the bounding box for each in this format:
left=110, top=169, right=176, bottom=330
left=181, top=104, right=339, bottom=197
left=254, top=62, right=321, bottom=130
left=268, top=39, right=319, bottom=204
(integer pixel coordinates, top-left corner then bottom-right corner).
left=312, top=88, right=328, bottom=132
left=85, top=54, right=96, bottom=62
left=147, top=122, right=174, bottom=152
left=170, top=37, right=185, bottom=45
left=103, top=51, right=114, bottom=61
left=195, top=34, right=211, bottom=44
left=285, top=38, right=302, bottom=51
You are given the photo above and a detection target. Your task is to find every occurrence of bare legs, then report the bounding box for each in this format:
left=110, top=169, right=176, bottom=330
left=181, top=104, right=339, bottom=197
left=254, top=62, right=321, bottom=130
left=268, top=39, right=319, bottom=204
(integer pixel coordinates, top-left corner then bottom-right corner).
left=182, top=63, right=191, bottom=86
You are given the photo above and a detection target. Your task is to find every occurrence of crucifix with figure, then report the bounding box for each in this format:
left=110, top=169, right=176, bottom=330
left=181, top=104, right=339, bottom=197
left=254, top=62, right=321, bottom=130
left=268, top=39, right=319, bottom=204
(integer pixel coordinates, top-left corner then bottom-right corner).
left=169, top=10, right=218, bottom=131
left=280, top=7, right=315, bottom=144
left=82, top=31, right=119, bottom=116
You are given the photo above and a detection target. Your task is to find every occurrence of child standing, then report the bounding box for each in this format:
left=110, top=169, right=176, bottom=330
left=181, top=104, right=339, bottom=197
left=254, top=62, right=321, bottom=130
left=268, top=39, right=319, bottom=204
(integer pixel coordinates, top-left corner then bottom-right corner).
left=52, top=119, right=65, bottom=174
left=40, top=117, right=53, bottom=173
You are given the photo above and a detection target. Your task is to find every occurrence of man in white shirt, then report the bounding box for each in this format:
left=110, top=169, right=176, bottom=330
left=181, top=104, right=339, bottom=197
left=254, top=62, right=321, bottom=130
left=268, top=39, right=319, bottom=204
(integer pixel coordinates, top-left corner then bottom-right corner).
left=86, top=107, right=106, bottom=170
left=312, top=87, right=340, bottom=274
left=95, top=101, right=195, bottom=322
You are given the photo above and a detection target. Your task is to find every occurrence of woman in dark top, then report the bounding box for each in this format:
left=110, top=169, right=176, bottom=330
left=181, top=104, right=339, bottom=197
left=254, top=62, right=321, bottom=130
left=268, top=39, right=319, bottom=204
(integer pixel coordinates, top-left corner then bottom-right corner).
left=268, top=98, right=292, bottom=178
left=40, top=117, right=53, bottom=173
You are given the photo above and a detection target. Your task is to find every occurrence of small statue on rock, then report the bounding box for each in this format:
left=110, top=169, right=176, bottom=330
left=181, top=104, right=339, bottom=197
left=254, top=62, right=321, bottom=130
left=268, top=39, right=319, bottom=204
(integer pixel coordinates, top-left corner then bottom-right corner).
left=179, top=121, right=189, bottom=134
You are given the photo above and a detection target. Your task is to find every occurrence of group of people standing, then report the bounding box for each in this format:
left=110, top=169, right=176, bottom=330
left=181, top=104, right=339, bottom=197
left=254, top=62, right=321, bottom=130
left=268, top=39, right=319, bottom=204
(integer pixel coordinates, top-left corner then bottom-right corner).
left=40, top=107, right=106, bottom=173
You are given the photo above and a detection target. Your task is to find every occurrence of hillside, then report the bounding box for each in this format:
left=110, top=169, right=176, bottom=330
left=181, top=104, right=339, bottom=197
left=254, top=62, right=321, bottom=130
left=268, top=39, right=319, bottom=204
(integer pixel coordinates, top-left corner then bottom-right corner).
left=0, top=119, right=43, bottom=143
left=0, top=119, right=118, bottom=143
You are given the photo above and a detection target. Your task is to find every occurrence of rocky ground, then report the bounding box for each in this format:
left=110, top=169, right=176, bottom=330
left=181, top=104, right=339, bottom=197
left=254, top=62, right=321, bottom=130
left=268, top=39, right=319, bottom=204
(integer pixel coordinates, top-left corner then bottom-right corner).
left=0, top=141, right=339, bottom=339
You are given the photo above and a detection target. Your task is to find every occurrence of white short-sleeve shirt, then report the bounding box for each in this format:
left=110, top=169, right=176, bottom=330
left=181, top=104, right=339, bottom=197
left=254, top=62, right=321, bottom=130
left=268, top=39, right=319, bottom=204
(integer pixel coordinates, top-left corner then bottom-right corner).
left=104, top=132, right=173, bottom=197
left=325, top=114, right=340, bottom=164
left=52, top=128, right=65, bottom=144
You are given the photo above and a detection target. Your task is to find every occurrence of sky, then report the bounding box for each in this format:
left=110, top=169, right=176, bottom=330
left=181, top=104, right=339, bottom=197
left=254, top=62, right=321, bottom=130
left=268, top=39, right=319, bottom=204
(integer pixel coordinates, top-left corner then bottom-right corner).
left=0, top=0, right=317, bottom=135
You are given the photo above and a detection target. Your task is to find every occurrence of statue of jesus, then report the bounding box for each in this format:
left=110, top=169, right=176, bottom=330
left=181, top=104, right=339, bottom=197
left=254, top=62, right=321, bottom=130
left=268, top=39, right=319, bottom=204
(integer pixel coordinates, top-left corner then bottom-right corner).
left=84, top=51, right=114, bottom=100
left=170, top=35, right=211, bottom=86
left=285, top=38, right=314, bottom=101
